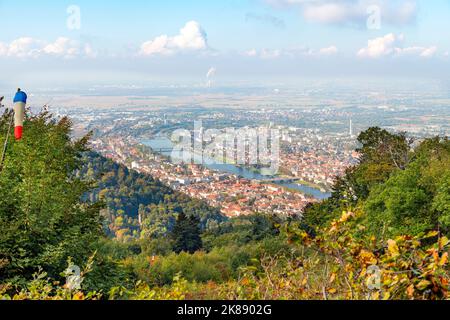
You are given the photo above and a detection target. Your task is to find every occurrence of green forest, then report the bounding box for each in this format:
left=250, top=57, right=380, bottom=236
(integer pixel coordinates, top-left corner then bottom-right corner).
left=1, top=110, right=449, bottom=300
left=78, top=151, right=226, bottom=241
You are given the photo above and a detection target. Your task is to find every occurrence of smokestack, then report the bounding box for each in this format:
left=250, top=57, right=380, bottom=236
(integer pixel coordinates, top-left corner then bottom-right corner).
left=206, top=67, right=216, bottom=88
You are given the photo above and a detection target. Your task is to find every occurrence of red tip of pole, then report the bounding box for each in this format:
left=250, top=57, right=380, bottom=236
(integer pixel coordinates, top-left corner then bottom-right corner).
left=15, top=126, right=23, bottom=140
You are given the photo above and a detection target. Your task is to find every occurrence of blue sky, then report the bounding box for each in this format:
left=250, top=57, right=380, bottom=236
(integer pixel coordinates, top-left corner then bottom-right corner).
left=0, top=0, right=449, bottom=88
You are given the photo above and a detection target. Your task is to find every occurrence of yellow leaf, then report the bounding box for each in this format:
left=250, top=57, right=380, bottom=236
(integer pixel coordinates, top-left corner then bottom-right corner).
left=416, top=280, right=431, bottom=291
left=329, top=273, right=336, bottom=284
left=73, top=292, right=84, bottom=300
left=328, top=288, right=337, bottom=294
left=406, top=284, right=415, bottom=298
left=439, top=237, right=449, bottom=250
left=439, top=252, right=448, bottom=266
left=432, top=249, right=439, bottom=263
left=425, top=231, right=439, bottom=238
left=387, top=240, right=400, bottom=257
left=359, top=250, right=377, bottom=265
left=241, top=277, right=250, bottom=286
left=371, top=291, right=380, bottom=300
left=340, top=211, right=354, bottom=223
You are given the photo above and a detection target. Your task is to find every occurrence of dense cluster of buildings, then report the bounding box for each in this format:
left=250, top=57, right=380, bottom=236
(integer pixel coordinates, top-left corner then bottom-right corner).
left=180, top=178, right=313, bottom=217
left=87, top=110, right=363, bottom=217
left=279, top=130, right=359, bottom=190
left=92, top=137, right=317, bottom=217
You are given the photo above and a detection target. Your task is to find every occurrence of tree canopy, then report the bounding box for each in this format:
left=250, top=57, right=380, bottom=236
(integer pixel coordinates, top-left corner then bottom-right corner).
left=0, top=111, right=103, bottom=284
left=303, top=127, right=450, bottom=240
left=171, top=212, right=203, bottom=254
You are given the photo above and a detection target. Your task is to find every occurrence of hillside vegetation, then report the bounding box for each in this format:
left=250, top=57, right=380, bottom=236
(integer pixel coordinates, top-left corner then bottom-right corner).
left=1, top=110, right=449, bottom=300
left=78, top=151, right=226, bottom=240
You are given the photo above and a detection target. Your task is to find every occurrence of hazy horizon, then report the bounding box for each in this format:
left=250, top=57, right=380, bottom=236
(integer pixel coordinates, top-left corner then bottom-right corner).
left=1, top=0, right=449, bottom=89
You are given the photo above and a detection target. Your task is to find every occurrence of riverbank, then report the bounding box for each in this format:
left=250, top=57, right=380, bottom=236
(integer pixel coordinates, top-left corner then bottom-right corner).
left=142, top=137, right=331, bottom=200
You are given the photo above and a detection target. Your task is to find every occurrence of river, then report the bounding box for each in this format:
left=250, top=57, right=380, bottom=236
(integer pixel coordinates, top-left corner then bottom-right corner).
left=142, top=137, right=331, bottom=200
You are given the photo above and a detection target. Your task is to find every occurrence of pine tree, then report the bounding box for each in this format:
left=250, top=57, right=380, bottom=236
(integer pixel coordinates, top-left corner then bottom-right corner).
left=171, top=212, right=203, bottom=254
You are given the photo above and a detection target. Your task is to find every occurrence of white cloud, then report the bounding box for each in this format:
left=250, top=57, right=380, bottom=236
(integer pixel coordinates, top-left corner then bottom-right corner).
left=43, top=37, right=85, bottom=59
left=83, top=43, right=98, bottom=59
left=265, top=0, right=417, bottom=27
left=140, top=35, right=173, bottom=56
left=319, top=45, right=338, bottom=55
left=358, top=33, right=437, bottom=58
left=357, top=33, right=398, bottom=58
left=6, top=37, right=44, bottom=58
left=0, top=42, right=8, bottom=56
left=0, top=37, right=96, bottom=59
left=419, top=46, right=437, bottom=58
left=260, top=49, right=282, bottom=59
left=303, top=3, right=350, bottom=24
left=245, top=45, right=338, bottom=59
left=139, top=21, right=208, bottom=56
left=244, top=49, right=258, bottom=57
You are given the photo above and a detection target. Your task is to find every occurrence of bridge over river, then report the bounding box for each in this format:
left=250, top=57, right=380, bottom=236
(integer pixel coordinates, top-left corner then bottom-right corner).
left=256, top=177, right=298, bottom=184
left=143, top=138, right=331, bottom=200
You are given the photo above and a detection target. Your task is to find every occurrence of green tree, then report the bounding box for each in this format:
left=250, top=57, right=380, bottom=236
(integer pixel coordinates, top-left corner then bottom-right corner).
left=0, top=111, right=103, bottom=284
left=340, top=127, right=412, bottom=201
left=171, top=212, right=203, bottom=254
left=363, top=137, right=450, bottom=238
left=303, top=127, right=413, bottom=230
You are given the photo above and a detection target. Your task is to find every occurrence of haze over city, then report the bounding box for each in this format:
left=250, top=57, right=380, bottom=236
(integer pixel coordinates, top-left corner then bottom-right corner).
left=1, top=0, right=450, bottom=90
left=1, top=0, right=450, bottom=305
